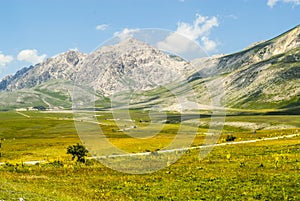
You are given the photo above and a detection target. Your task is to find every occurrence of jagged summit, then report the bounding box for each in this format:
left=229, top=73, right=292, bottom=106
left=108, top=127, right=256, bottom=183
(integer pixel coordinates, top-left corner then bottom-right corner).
left=0, top=38, right=191, bottom=94
left=75, top=37, right=191, bottom=95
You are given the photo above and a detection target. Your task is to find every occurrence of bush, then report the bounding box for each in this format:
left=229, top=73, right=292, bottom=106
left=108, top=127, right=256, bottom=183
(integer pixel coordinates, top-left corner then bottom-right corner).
left=226, top=135, right=237, bottom=142
left=67, top=143, right=89, bottom=163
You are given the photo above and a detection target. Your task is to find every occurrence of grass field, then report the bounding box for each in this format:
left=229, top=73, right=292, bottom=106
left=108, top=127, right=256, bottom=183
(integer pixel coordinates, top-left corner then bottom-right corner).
left=0, top=110, right=299, bottom=200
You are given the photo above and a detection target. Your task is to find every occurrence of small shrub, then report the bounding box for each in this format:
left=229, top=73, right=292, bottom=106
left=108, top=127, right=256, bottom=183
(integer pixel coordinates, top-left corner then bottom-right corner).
left=226, top=135, right=237, bottom=142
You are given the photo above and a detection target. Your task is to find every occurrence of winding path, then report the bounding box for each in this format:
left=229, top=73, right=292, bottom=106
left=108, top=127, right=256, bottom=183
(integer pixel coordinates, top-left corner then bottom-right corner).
left=90, top=133, right=300, bottom=159
left=0, top=133, right=299, bottom=165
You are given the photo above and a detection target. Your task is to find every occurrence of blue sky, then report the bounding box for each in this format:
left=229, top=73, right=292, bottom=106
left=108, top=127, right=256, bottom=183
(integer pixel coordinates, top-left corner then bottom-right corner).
left=0, top=0, right=300, bottom=78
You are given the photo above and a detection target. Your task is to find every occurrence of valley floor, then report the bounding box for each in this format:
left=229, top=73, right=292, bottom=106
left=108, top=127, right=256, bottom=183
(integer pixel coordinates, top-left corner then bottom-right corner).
left=0, top=111, right=299, bottom=200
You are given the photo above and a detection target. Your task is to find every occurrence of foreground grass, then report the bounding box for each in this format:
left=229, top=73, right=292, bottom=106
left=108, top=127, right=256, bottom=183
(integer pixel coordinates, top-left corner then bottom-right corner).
left=0, top=136, right=299, bottom=200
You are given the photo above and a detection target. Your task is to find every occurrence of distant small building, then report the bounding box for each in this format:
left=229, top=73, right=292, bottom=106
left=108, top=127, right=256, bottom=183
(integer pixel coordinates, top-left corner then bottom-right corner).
left=16, top=108, right=27, bottom=111
left=28, top=107, right=38, bottom=111
left=16, top=107, right=39, bottom=111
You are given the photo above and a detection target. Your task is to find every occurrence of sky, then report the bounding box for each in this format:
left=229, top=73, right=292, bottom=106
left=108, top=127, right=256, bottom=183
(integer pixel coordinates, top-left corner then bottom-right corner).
left=0, top=0, right=300, bottom=78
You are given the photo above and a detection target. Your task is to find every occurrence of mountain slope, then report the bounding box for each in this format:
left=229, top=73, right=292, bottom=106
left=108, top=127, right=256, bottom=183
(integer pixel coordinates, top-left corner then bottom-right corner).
left=194, top=25, right=300, bottom=76
left=137, top=25, right=300, bottom=112
left=0, top=25, right=299, bottom=112
left=188, top=25, right=300, bottom=111
left=0, top=39, right=193, bottom=110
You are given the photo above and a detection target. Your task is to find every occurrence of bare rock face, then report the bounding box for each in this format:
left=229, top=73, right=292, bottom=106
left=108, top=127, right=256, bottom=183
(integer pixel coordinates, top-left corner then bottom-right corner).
left=0, top=39, right=192, bottom=95
left=66, top=51, right=80, bottom=66
left=75, top=38, right=192, bottom=96
left=0, top=50, right=87, bottom=91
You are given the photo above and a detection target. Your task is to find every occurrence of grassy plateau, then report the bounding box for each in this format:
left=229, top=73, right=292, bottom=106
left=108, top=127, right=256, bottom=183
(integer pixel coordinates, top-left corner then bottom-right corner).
left=0, top=110, right=299, bottom=200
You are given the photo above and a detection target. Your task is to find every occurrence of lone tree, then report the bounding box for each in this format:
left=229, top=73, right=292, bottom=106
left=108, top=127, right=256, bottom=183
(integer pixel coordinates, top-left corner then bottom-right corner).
left=67, top=143, right=88, bottom=163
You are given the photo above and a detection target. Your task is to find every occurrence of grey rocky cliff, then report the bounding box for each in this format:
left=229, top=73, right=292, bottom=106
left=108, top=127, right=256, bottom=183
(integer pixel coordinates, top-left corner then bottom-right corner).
left=0, top=50, right=87, bottom=91
left=75, top=38, right=193, bottom=96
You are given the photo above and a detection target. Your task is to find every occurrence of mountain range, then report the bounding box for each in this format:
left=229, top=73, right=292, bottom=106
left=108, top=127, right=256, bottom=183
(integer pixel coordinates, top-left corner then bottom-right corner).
left=0, top=25, right=299, bottom=113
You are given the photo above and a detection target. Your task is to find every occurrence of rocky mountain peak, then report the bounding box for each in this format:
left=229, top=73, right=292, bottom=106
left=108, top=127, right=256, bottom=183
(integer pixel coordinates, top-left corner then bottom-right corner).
left=0, top=50, right=87, bottom=91
left=0, top=38, right=192, bottom=94
left=75, top=38, right=192, bottom=95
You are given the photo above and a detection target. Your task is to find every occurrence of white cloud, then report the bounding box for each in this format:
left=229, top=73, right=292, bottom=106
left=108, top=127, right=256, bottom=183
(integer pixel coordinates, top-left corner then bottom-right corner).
left=0, top=52, right=13, bottom=67
left=113, top=28, right=140, bottom=40
left=17, top=49, right=46, bottom=64
left=201, top=36, right=217, bottom=52
left=267, top=0, right=278, bottom=7
left=96, top=24, right=109, bottom=31
left=157, top=14, right=219, bottom=56
left=267, top=0, right=300, bottom=7
left=157, top=33, right=199, bottom=54
left=176, top=14, right=219, bottom=41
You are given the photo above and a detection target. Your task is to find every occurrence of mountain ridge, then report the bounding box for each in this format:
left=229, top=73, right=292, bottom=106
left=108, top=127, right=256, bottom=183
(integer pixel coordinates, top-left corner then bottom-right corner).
left=0, top=25, right=299, bottom=112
